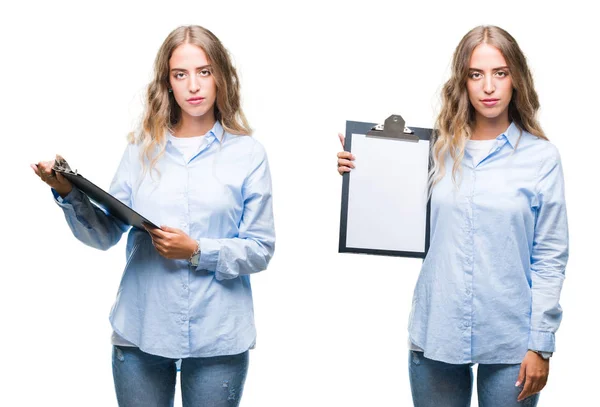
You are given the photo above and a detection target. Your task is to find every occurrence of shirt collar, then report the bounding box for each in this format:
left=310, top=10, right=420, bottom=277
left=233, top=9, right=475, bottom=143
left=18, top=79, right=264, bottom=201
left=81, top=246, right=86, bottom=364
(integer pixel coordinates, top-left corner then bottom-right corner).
left=167, top=120, right=225, bottom=144
left=497, top=122, right=521, bottom=149
left=207, top=120, right=225, bottom=144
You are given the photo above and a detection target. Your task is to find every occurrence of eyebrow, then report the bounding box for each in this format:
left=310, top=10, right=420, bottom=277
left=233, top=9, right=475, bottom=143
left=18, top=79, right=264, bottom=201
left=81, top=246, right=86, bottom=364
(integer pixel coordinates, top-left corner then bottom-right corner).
left=468, top=66, right=509, bottom=72
left=170, top=64, right=212, bottom=72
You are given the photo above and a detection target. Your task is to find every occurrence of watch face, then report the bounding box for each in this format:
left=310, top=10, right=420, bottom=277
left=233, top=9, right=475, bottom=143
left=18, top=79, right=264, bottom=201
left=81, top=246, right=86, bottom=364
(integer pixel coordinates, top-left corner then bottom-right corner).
left=536, top=351, right=551, bottom=359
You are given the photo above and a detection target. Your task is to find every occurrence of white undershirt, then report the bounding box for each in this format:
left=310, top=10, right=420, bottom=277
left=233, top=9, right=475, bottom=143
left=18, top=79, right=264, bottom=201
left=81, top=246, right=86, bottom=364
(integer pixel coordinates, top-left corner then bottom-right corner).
left=465, top=138, right=498, bottom=166
left=168, top=133, right=206, bottom=162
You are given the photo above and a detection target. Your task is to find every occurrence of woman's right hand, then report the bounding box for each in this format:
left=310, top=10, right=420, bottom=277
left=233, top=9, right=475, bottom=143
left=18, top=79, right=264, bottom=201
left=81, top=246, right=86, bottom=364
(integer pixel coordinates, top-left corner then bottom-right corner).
left=31, top=159, right=73, bottom=198
left=337, top=133, right=355, bottom=175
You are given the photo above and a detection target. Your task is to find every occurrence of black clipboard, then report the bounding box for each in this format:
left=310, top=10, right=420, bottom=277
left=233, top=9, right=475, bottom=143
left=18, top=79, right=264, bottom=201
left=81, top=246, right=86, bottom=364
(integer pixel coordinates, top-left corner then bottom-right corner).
left=339, top=114, right=432, bottom=258
left=53, top=160, right=158, bottom=230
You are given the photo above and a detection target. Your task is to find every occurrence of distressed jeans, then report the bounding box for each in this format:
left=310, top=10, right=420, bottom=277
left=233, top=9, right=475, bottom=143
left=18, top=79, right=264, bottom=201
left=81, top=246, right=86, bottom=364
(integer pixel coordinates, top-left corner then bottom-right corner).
left=112, top=346, right=249, bottom=407
left=409, top=351, right=540, bottom=407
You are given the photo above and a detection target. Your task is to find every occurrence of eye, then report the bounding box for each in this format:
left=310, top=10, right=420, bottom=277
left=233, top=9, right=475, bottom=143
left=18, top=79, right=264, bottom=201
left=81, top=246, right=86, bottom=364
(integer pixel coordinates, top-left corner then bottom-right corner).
left=199, top=69, right=212, bottom=77
left=174, top=72, right=186, bottom=79
left=469, top=72, right=482, bottom=79
left=495, top=70, right=509, bottom=78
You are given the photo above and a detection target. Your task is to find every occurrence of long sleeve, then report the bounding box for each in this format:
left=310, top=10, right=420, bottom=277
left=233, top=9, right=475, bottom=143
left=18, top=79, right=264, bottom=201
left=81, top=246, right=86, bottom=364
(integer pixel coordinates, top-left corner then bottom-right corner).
left=197, top=142, right=275, bottom=281
left=528, top=147, right=569, bottom=352
left=53, top=146, right=132, bottom=250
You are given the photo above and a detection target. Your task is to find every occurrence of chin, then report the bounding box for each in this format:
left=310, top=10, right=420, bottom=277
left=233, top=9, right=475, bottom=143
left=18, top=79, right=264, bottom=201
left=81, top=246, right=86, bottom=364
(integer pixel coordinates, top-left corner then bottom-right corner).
left=477, top=107, right=509, bottom=120
left=185, top=109, right=211, bottom=118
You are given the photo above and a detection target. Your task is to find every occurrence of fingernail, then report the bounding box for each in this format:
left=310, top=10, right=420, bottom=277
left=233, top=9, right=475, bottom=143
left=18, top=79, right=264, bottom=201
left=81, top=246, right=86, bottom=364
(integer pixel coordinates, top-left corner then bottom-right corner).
left=515, top=381, right=521, bottom=387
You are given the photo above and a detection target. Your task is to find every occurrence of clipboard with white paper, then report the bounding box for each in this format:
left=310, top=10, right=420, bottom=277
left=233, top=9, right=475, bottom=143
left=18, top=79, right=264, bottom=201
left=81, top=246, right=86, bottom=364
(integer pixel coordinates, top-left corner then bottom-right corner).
left=338, top=114, right=432, bottom=258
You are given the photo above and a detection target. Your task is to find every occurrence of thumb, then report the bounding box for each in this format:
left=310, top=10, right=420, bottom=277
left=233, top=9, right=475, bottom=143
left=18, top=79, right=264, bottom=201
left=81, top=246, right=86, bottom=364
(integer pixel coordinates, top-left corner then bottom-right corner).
left=338, top=133, right=345, bottom=149
left=516, top=362, right=526, bottom=387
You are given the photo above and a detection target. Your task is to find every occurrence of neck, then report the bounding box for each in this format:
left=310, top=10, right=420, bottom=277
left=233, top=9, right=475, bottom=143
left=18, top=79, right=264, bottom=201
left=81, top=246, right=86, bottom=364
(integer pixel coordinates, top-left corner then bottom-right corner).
left=174, top=113, right=216, bottom=138
left=471, top=114, right=510, bottom=140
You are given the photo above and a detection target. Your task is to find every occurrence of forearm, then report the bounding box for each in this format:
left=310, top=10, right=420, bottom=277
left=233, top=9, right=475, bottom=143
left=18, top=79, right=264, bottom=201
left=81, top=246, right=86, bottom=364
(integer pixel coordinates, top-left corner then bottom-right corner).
left=197, top=236, right=274, bottom=280
left=54, top=187, right=128, bottom=250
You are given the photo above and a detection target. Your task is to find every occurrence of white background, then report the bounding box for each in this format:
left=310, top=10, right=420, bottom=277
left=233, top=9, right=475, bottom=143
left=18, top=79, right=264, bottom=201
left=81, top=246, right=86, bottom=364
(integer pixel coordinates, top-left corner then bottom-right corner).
left=2, top=0, right=598, bottom=406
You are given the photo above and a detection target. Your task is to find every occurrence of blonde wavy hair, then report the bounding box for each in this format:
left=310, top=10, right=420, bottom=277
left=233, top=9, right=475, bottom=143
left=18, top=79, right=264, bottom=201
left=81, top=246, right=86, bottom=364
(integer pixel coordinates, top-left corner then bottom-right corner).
left=129, top=25, right=251, bottom=175
left=430, top=25, right=547, bottom=189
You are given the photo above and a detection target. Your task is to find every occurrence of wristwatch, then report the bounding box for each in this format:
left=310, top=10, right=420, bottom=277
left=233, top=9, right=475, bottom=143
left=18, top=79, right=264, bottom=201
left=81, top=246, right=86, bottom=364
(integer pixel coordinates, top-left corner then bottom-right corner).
left=189, top=240, right=201, bottom=267
left=531, top=350, right=552, bottom=359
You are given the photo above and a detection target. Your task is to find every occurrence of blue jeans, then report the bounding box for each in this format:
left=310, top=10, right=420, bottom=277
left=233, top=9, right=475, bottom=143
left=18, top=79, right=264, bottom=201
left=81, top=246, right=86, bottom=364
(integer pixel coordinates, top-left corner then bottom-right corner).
left=409, top=351, right=540, bottom=407
left=112, top=346, right=249, bottom=407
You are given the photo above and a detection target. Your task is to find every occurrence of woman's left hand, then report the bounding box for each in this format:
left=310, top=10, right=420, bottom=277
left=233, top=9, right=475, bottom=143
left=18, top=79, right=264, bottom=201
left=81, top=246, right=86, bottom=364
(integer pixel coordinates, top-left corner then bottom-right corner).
left=145, top=225, right=197, bottom=260
left=516, top=350, right=550, bottom=401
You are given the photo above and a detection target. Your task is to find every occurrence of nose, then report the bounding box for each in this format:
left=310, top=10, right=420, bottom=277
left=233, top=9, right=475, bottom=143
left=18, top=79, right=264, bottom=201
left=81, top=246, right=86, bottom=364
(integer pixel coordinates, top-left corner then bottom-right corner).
left=483, top=75, right=495, bottom=94
left=189, top=76, right=200, bottom=93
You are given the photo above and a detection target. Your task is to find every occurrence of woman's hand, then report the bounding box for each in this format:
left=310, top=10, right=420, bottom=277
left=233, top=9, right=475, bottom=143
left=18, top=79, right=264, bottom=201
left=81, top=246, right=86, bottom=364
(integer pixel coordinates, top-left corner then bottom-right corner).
left=337, top=133, right=355, bottom=175
left=31, top=160, right=72, bottom=198
left=145, top=225, right=198, bottom=260
left=516, top=350, right=550, bottom=401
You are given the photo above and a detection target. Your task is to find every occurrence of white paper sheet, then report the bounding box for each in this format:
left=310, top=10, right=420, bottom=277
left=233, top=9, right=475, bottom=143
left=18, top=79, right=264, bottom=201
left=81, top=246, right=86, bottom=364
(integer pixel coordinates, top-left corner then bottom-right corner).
left=346, top=133, right=430, bottom=253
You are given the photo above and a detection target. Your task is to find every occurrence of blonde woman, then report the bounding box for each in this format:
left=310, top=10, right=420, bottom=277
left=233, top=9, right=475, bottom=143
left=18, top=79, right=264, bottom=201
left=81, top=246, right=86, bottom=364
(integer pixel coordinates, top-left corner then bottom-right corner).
left=337, top=26, right=567, bottom=406
left=32, top=25, right=274, bottom=407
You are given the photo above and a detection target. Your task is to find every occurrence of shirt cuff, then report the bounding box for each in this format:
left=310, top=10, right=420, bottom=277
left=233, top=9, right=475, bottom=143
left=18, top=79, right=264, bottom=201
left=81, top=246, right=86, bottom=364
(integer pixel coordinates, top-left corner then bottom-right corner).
left=530, top=350, right=553, bottom=359
left=197, top=237, right=219, bottom=271
left=528, top=330, right=556, bottom=353
left=52, top=186, right=81, bottom=205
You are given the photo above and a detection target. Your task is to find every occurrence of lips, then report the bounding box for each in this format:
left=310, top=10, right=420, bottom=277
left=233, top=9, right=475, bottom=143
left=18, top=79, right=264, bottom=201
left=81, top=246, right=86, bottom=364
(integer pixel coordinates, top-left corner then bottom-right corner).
left=481, top=98, right=499, bottom=107
left=187, top=97, right=205, bottom=105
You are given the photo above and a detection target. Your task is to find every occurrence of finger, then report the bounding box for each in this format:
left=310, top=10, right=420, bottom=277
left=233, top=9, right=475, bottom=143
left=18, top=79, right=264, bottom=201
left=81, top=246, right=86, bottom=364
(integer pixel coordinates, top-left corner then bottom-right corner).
left=38, top=163, right=54, bottom=181
left=39, top=161, right=55, bottom=174
left=142, top=222, right=159, bottom=231
left=160, top=225, right=181, bottom=234
left=338, top=159, right=355, bottom=168
left=338, top=133, right=345, bottom=148
left=31, top=164, right=41, bottom=177
left=337, top=151, right=354, bottom=160
left=518, top=379, right=533, bottom=402
left=516, top=363, right=526, bottom=387
left=55, top=171, right=68, bottom=183
left=150, top=238, right=163, bottom=252
left=338, top=166, right=352, bottom=175
left=146, top=228, right=165, bottom=239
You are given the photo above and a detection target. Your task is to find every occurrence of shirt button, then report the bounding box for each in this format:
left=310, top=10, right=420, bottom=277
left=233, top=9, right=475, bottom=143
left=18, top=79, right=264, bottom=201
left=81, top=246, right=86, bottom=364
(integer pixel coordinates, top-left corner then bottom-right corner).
left=183, top=284, right=188, bottom=290
left=463, top=321, right=470, bottom=328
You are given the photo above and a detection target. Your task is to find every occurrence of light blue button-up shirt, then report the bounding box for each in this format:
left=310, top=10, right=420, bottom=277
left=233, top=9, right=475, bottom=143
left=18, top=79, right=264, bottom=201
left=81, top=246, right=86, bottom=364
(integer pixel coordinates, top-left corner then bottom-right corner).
left=54, top=121, right=275, bottom=359
left=408, top=123, right=568, bottom=364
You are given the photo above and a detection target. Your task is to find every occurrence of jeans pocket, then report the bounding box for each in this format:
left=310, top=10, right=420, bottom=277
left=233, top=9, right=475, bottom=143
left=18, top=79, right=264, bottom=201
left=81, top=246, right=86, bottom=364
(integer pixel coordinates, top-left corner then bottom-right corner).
left=411, top=351, right=422, bottom=365
left=114, top=346, right=125, bottom=362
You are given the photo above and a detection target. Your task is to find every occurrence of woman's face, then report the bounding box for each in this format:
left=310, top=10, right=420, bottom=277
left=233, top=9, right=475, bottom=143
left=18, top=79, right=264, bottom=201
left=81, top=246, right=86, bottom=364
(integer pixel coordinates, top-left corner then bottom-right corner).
left=466, top=43, right=513, bottom=125
left=168, top=43, right=217, bottom=126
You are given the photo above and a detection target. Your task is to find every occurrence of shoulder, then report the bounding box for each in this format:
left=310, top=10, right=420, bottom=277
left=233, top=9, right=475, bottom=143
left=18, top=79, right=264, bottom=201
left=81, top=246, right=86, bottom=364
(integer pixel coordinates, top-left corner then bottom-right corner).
left=518, top=130, right=561, bottom=163
left=223, top=132, right=268, bottom=158
left=518, top=131, right=564, bottom=186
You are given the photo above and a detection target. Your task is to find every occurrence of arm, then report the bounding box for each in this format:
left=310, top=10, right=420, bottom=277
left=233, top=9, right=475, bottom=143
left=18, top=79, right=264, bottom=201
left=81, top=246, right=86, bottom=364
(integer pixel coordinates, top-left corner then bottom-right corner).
left=197, top=142, right=275, bottom=280
left=52, top=146, right=133, bottom=251
left=528, top=148, right=569, bottom=353
left=517, top=148, right=569, bottom=401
